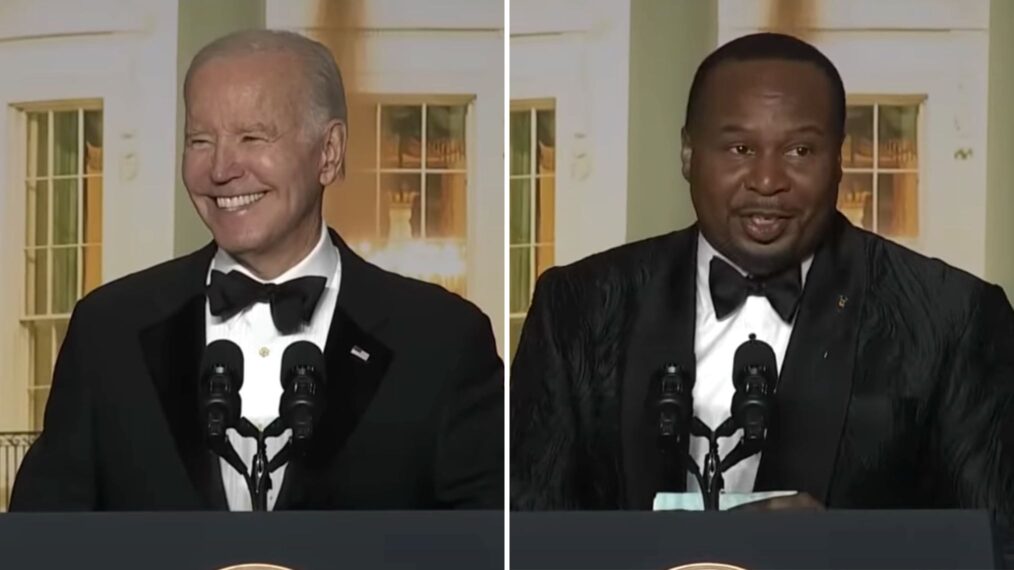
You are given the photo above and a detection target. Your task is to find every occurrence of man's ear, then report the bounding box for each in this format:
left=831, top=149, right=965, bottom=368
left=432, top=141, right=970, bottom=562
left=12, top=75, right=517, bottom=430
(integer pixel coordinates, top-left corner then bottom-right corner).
left=680, top=127, right=693, bottom=182
left=319, top=119, right=348, bottom=186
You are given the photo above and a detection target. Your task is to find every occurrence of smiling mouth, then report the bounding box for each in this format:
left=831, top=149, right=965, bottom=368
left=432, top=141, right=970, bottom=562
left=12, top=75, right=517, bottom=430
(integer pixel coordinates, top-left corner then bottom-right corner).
left=739, top=211, right=791, bottom=243
left=214, top=192, right=266, bottom=211
left=745, top=213, right=784, bottom=225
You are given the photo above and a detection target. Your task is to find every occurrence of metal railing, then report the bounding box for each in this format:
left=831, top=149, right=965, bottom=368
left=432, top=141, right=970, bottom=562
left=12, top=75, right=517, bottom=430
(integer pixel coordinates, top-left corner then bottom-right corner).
left=0, top=432, right=38, bottom=512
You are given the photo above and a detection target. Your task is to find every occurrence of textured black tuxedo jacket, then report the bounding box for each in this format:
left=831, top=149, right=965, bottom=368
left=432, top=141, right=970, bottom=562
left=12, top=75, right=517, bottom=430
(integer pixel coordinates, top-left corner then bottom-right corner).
left=511, top=215, right=1014, bottom=521
left=11, top=229, right=503, bottom=511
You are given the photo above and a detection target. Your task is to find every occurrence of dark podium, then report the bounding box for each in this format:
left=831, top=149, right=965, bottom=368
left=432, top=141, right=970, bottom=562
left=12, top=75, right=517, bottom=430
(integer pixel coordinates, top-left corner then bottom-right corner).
left=0, top=511, right=503, bottom=569
left=511, top=510, right=1003, bottom=569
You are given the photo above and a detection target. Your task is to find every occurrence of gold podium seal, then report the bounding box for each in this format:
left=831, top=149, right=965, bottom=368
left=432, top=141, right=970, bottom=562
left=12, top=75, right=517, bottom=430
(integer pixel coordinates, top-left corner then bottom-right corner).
left=218, top=565, right=295, bottom=570
left=214, top=559, right=292, bottom=563
left=669, top=559, right=750, bottom=563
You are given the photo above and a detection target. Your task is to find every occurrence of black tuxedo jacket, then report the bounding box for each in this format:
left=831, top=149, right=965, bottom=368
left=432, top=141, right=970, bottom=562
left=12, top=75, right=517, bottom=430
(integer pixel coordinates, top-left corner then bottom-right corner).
left=511, top=215, right=1014, bottom=522
left=11, top=229, right=503, bottom=510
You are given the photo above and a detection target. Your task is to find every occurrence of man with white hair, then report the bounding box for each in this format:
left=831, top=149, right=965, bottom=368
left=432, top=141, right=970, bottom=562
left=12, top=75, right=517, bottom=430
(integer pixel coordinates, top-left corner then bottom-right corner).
left=10, top=30, right=503, bottom=511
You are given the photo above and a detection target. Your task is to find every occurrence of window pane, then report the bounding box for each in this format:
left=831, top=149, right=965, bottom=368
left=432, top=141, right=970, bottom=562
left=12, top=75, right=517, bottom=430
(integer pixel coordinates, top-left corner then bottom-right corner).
left=537, top=110, right=555, bottom=175
left=53, top=179, right=78, bottom=246
left=53, top=111, right=79, bottom=176
left=380, top=106, right=422, bottom=169
left=83, top=245, right=102, bottom=295
left=54, top=318, right=69, bottom=352
left=380, top=173, right=422, bottom=241
left=878, top=105, right=918, bottom=169
left=29, top=322, right=53, bottom=389
left=26, top=180, right=48, bottom=247
left=26, top=112, right=48, bottom=178
left=29, top=320, right=59, bottom=429
left=536, top=177, right=555, bottom=243
left=510, top=111, right=532, bottom=175
left=424, top=173, right=467, bottom=239
left=84, top=110, right=103, bottom=173
left=877, top=173, right=919, bottom=238
left=838, top=173, right=873, bottom=231
left=536, top=244, right=555, bottom=278
left=510, top=178, right=531, bottom=245
left=509, top=316, right=525, bottom=361
left=32, top=388, right=50, bottom=431
left=426, top=105, right=467, bottom=169
left=510, top=247, right=532, bottom=314
left=52, top=247, right=78, bottom=314
left=842, top=106, right=874, bottom=169
left=83, top=176, right=102, bottom=244
left=24, top=249, right=47, bottom=316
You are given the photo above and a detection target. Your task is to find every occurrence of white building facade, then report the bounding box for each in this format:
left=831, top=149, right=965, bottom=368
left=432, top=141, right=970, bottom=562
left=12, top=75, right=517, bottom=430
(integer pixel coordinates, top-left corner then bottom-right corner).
left=510, top=0, right=1014, bottom=353
left=0, top=0, right=504, bottom=443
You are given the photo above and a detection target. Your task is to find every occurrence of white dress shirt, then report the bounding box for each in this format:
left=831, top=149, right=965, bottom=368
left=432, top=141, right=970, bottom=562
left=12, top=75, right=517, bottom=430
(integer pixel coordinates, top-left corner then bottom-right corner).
left=205, top=222, right=341, bottom=511
left=688, top=236, right=812, bottom=493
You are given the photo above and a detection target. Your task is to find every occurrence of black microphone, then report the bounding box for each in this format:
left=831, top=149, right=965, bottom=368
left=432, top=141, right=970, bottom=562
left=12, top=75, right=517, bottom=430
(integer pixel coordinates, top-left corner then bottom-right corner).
left=654, top=363, right=695, bottom=450
left=279, top=341, right=327, bottom=444
left=649, top=363, right=711, bottom=496
left=198, top=340, right=244, bottom=443
left=731, top=334, right=778, bottom=443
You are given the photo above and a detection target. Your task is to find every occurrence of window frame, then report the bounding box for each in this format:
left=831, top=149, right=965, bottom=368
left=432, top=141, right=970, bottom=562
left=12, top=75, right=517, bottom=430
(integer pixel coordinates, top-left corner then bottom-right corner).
left=13, top=99, right=103, bottom=430
left=326, top=95, right=476, bottom=298
left=365, top=96, right=473, bottom=245
left=841, top=94, right=926, bottom=242
left=508, top=99, right=556, bottom=355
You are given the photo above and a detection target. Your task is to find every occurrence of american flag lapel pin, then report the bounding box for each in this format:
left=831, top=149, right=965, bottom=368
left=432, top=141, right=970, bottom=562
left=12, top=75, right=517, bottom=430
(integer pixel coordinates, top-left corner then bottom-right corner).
left=351, top=345, right=370, bottom=362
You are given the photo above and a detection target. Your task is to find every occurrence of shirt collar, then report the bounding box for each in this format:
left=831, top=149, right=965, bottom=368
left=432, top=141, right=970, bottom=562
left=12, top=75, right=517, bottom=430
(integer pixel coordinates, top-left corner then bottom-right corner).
left=208, top=220, right=338, bottom=286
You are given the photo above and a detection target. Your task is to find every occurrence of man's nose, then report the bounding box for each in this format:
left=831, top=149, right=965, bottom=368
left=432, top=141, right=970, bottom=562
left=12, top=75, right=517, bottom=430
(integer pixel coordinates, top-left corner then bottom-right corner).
left=746, top=152, right=790, bottom=195
left=210, top=141, right=243, bottom=185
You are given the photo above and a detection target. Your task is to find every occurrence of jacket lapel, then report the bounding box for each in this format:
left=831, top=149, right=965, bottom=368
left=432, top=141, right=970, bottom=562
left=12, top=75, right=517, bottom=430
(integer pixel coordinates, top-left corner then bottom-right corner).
left=620, top=228, right=698, bottom=509
left=275, top=230, right=391, bottom=509
left=139, top=230, right=393, bottom=510
left=754, top=215, right=867, bottom=502
left=138, top=243, right=228, bottom=509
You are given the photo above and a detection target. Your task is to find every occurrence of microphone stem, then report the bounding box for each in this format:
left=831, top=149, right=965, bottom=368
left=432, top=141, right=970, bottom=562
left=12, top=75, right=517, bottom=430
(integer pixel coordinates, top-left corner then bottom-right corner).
left=703, top=428, right=722, bottom=510
left=678, top=448, right=706, bottom=493
left=251, top=428, right=270, bottom=511
left=685, top=418, right=720, bottom=510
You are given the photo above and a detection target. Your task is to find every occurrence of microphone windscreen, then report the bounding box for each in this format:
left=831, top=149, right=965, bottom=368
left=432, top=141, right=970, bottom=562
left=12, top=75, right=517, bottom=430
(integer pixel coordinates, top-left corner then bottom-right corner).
left=201, top=339, right=245, bottom=389
left=732, top=337, right=778, bottom=390
left=280, top=341, right=326, bottom=388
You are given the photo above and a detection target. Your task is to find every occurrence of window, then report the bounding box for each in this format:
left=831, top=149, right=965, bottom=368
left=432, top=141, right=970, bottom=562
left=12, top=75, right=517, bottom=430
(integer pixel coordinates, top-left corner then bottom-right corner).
left=839, top=99, right=921, bottom=238
left=509, top=105, right=555, bottom=356
left=22, top=105, right=103, bottom=430
left=326, top=101, right=469, bottom=295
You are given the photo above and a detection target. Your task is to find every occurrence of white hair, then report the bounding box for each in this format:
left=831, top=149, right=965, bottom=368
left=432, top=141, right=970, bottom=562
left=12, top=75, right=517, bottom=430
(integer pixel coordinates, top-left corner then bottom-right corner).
left=185, top=29, right=348, bottom=132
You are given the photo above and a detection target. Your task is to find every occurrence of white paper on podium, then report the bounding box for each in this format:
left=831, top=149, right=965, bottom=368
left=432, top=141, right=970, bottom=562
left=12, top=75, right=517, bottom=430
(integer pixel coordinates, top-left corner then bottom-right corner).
left=653, top=491, right=798, bottom=511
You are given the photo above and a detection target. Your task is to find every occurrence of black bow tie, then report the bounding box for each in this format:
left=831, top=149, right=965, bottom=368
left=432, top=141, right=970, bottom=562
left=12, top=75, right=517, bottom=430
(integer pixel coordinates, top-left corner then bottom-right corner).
left=708, top=257, right=802, bottom=323
left=206, top=270, right=327, bottom=334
